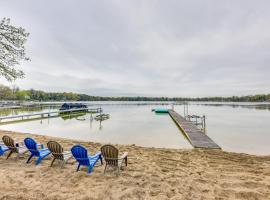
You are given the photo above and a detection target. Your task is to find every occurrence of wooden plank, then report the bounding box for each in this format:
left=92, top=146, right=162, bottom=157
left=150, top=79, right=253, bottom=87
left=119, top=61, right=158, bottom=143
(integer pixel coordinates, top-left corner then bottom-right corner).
left=168, top=110, right=221, bottom=149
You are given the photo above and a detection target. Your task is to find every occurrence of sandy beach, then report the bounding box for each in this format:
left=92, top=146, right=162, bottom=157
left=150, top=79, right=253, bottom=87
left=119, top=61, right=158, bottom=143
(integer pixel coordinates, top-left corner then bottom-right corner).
left=0, top=130, right=269, bottom=200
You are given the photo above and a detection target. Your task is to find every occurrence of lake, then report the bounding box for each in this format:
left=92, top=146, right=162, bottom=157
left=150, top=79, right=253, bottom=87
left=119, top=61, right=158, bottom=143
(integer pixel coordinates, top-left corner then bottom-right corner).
left=0, top=101, right=269, bottom=155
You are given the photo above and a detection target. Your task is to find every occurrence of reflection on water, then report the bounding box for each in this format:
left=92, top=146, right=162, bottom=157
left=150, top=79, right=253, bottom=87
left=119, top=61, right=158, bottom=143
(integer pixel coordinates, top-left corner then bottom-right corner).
left=191, top=102, right=270, bottom=111
left=174, top=103, right=270, bottom=155
left=59, top=112, right=87, bottom=120
left=0, top=105, right=192, bottom=149
left=0, top=106, right=59, bottom=116
left=0, top=102, right=270, bottom=155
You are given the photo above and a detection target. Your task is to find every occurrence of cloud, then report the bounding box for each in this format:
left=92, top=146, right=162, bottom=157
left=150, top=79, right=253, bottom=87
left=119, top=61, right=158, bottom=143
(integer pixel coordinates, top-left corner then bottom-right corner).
left=0, top=0, right=270, bottom=97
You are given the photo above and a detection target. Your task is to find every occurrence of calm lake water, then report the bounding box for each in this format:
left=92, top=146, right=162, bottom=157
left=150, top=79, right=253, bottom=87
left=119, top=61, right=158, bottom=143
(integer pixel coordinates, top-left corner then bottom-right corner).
left=0, top=102, right=269, bottom=155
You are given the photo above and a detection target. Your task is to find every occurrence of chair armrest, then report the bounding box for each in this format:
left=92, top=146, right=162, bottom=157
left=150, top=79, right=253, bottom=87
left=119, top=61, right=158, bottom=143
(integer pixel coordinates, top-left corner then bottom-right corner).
left=120, top=152, right=128, bottom=159
left=63, top=151, right=72, bottom=155
left=18, top=146, right=27, bottom=150
left=89, top=152, right=101, bottom=159
left=103, top=157, right=124, bottom=161
left=39, top=148, right=49, bottom=152
left=15, top=141, right=25, bottom=147
left=37, top=144, right=45, bottom=149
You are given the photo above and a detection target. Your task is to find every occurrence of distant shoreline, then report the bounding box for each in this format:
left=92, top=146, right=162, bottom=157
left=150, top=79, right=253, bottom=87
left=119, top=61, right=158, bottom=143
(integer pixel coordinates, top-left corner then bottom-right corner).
left=0, top=84, right=269, bottom=102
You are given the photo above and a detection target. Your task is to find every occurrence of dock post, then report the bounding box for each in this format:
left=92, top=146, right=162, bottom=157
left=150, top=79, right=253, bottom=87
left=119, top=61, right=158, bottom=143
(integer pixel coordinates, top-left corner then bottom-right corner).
left=203, top=115, right=206, bottom=134
left=186, top=103, right=189, bottom=117
left=183, top=102, right=189, bottom=118
left=183, top=104, right=186, bottom=117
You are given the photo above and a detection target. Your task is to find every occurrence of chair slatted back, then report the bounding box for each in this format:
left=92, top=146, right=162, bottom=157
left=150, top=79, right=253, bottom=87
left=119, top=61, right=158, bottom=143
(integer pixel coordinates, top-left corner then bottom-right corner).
left=101, top=145, right=119, bottom=167
left=24, top=138, right=39, bottom=156
left=47, top=141, right=64, bottom=160
left=71, top=145, right=90, bottom=166
left=2, top=135, right=18, bottom=153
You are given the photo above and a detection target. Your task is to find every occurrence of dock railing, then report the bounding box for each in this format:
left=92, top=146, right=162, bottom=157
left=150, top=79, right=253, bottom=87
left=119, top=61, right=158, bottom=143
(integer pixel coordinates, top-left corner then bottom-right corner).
left=171, top=102, right=207, bottom=133
left=186, top=115, right=206, bottom=133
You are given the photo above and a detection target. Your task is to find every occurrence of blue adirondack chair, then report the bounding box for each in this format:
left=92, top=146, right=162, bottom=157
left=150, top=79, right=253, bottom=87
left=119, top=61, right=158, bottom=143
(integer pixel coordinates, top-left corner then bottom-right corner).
left=24, top=138, right=51, bottom=165
left=71, top=145, right=103, bottom=173
left=0, top=143, right=9, bottom=156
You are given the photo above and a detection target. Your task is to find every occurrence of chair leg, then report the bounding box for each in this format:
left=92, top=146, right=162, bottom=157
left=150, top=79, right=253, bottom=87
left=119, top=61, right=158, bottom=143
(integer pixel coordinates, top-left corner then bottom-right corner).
left=26, top=154, right=34, bottom=163
left=76, top=164, right=81, bottom=172
left=88, top=165, right=94, bottom=173
left=103, top=163, right=107, bottom=174
left=117, top=166, right=120, bottom=175
left=99, top=155, right=103, bottom=165
left=50, top=158, right=56, bottom=167
left=125, top=157, right=128, bottom=166
left=61, top=160, right=65, bottom=168
left=16, top=153, right=20, bottom=160
left=6, top=151, right=13, bottom=160
left=36, top=157, right=43, bottom=165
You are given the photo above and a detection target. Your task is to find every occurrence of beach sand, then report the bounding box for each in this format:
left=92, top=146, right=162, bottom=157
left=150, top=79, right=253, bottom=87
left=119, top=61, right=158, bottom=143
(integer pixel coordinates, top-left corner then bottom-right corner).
left=0, top=130, right=270, bottom=200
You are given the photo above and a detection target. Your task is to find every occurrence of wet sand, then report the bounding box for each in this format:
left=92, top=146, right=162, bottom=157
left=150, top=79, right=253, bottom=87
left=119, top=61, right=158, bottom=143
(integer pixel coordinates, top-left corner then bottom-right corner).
left=0, top=130, right=270, bottom=200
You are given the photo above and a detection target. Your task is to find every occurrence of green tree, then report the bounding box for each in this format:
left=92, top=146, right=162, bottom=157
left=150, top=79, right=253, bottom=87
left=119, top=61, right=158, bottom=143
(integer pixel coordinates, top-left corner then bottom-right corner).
left=0, top=18, right=29, bottom=81
left=15, top=90, right=30, bottom=100
left=0, top=84, right=12, bottom=99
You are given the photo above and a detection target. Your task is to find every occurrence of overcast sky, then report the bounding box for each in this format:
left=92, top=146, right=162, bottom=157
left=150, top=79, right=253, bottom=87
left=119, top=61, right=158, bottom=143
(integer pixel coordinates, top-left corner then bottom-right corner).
left=0, top=0, right=269, bottom=97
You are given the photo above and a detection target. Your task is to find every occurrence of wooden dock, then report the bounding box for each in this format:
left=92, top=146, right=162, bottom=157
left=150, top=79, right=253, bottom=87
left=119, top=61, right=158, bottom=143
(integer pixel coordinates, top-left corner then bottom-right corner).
left=168, top=110, right=221, bottom=149
left=0, top=107, right=102, bottom=124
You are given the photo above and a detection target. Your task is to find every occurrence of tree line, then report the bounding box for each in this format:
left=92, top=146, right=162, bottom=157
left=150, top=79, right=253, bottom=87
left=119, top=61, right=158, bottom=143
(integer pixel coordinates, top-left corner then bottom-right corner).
left=0, top=84, right=269, bottom=102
